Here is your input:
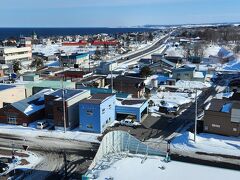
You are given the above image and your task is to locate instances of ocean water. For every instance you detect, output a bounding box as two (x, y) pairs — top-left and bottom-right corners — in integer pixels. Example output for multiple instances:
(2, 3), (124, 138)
(0, 27), (154, 40)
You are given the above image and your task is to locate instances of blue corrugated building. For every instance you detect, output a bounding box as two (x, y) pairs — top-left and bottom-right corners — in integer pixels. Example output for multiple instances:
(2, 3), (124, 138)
(79, 94), (116, 133)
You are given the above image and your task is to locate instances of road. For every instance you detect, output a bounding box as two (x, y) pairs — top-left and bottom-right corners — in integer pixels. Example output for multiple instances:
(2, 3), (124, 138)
(115, 35), (170, 64)
(0, 133), (99, 179)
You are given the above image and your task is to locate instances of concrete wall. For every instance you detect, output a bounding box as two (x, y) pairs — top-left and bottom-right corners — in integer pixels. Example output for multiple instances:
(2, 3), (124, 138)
(0, 86), (26, 108)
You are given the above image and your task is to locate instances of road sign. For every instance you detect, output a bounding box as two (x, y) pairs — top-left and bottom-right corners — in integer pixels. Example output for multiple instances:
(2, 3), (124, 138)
(22, 145), (29, 151)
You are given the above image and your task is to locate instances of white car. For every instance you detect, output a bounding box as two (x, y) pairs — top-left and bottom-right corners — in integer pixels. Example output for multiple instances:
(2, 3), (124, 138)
(120, 119), (136, 127)
(36, 121), (48, 129)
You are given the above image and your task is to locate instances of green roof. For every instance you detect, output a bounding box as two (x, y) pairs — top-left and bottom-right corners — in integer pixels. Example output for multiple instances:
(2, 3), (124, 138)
(24, 80), (75, 89)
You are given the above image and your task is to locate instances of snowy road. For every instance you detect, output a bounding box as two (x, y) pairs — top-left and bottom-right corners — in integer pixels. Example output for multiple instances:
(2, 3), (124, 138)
(0, 134), (99, 179)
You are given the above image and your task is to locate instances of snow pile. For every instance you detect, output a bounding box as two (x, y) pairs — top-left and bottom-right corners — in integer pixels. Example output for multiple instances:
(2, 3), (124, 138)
(90, 154), (239, 180)
(172, 131), (240, 156)
(175, 80), (212, 89)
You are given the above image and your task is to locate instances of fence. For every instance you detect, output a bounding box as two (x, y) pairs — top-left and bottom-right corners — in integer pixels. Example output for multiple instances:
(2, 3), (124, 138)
(88, 130), (166, 171)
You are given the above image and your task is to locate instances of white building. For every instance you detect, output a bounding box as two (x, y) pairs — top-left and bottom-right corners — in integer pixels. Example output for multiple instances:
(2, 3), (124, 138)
(0, 46), (32, 64)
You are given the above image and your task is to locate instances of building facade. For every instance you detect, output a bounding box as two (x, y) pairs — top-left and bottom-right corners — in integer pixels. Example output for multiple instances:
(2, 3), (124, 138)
(45, 89), (91, 129)
(79, 94), (116, 133)
(0, 46), (32, 64)
(0, 90), (52, 126)
(61, 53), (89, 68)
(0, 85), (26, 108)
(203, 99), (240, 136)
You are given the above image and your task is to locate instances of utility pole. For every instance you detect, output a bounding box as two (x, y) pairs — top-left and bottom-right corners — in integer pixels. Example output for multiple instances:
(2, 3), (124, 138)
(194, 89), (198, 142)
(61, 69), (67, 133)
(111, 62), (113, 93)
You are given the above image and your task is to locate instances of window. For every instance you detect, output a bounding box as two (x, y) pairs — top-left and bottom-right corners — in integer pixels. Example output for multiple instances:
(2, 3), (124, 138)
(212, 124), (220, 128)
(86, 110), (93, 116)
(184, 73), (189, 76)
(109, 104), (112, 109)
(102, 108), (106, 114)
(204, 126), (208, 130)
(87, 124), (93, 129)
(8, 117), (16, 124)
(177, 73), (180, 77)
(233, 128), (237, 132)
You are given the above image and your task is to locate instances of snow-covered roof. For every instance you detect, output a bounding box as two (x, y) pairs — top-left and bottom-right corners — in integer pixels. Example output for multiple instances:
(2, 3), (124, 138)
(116, 99), (147, 108)
(11, 89), (54, 116)
(194, 71), (204, 78)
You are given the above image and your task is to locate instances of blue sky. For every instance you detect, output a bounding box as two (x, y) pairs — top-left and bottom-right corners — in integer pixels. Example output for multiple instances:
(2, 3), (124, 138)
(1, 0), (240, 27)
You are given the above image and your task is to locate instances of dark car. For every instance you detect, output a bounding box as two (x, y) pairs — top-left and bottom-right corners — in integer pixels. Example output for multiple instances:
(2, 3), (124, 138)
(0, 162), (9, 173)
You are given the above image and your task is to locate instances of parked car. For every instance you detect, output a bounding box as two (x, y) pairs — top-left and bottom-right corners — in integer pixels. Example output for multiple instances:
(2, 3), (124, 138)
(120, 119), (136, 127)
(36, 121), (48, 129)
(0, 162), (9, 174)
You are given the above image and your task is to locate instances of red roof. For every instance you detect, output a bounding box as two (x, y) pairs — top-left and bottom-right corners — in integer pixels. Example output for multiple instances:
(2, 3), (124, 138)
(91, 40), (118, 46)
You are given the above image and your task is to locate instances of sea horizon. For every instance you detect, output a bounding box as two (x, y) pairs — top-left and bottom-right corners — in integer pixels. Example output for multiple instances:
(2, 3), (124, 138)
(0, 27), (155, 40)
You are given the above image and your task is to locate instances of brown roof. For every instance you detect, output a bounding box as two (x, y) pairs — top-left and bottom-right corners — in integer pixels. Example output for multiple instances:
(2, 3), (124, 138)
(208, 98), (240, 112)
(80, 93), (114, 104)
(114, 76), (145, 84)
(121, 99), (146, 105)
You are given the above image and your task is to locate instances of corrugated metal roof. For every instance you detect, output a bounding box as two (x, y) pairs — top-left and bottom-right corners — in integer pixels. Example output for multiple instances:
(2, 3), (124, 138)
(0, 84), (16, 91)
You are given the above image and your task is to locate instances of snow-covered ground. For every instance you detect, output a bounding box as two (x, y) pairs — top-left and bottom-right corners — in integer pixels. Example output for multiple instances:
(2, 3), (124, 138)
(175, 80), (212, 89)
(88, 153), (239, 180)
(165, 45), (184, 57)
(172, 131), (240, 157)
(0, 148), (42, 176)
(0, 123), (100, 143)
(32, 44), (94, 56)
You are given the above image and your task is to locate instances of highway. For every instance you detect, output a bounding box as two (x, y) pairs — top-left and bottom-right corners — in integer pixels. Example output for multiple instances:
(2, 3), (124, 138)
(115, 34), (170, 64)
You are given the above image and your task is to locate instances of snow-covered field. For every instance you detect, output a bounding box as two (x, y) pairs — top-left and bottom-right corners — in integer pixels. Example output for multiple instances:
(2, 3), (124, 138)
(32, 44), (94, 56)
(90, 154), (239, 180)
(0, 123), (100, 143)
(172, 131), (240, 157)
